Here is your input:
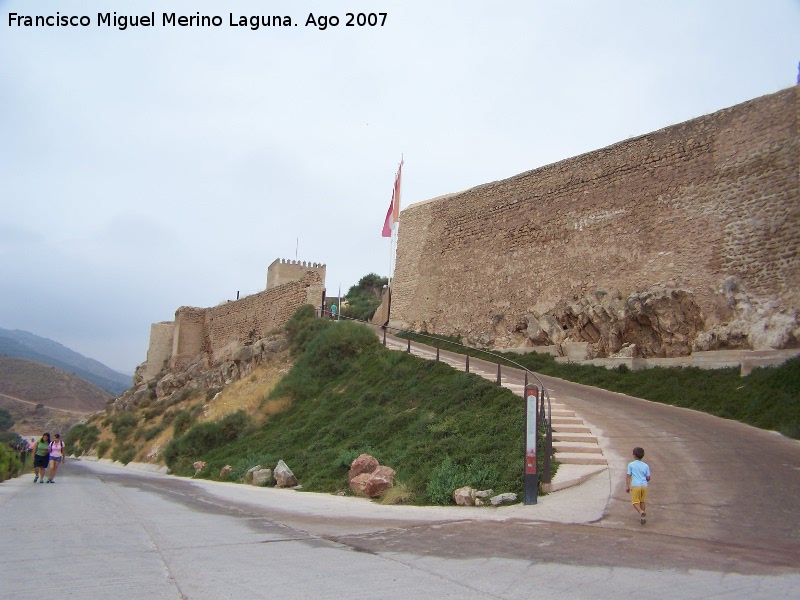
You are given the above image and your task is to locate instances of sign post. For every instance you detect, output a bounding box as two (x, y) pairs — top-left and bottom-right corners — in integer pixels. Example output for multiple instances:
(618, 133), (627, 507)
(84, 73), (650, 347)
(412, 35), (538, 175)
(524, 384), (539, 505)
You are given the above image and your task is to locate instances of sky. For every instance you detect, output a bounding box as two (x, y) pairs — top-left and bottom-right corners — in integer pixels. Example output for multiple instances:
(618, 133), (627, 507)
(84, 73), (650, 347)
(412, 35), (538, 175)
(1, 0), (798, 375)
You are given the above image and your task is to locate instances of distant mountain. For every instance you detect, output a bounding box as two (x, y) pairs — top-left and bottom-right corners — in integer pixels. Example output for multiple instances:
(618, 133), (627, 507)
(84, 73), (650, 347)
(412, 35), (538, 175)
(0, 329), (132, 395)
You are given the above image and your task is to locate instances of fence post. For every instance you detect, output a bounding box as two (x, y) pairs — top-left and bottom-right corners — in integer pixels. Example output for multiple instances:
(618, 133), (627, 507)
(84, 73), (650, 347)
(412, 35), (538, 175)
(436, 347), (440, 361)
(496, 363), (501, 385)
(382, 328), (386, 346)
(465, 355), (470, 373)
(543, 420), (552, 484)
(407, 338), (411, 353)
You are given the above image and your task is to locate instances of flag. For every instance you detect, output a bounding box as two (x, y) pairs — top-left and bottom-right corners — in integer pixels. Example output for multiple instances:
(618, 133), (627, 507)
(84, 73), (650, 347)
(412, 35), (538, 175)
(381, 159), (403, 237)
(381, 198), (394, 237)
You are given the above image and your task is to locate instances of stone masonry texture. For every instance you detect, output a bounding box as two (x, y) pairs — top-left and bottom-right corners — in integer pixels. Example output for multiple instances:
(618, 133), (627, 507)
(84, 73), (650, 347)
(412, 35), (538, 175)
(140, 269), (324, 379)
(391, 87), (799, 349)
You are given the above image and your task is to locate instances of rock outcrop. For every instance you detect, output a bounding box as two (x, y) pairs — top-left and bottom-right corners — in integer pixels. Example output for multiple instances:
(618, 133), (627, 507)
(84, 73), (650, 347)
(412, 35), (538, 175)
(518, 286), (706, 358)
(113, 333), (290, 413)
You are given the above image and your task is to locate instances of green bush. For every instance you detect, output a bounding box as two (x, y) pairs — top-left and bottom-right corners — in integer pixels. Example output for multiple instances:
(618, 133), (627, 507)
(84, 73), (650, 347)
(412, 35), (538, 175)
(172, 410), (194, 436)
(96, 440), (111, 458)
(65, 424), (100, 456)
(164, 411), (253, 474)
(341, 273), (388, 321)
(111, 413), (139, 441)
(285, 304), (333, 356)
(112, 445), (137, 465)
(0, 444), (22, 481)
(426, 457), (502, 505)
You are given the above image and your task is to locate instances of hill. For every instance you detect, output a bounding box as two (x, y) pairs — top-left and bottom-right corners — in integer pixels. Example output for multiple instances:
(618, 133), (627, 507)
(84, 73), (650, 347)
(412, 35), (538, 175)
(0, 356), (112, 436)
(0, 357), (111, 411)
(0, 328), (131, 395)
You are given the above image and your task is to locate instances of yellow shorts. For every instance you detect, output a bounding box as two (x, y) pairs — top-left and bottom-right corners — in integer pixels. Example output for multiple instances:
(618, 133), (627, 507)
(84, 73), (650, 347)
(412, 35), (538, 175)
(630, 486), (648, 505)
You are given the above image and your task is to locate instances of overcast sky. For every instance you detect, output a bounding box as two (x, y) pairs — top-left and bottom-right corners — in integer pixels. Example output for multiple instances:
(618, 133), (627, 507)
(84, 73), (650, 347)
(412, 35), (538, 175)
(1, 0), (798, 375)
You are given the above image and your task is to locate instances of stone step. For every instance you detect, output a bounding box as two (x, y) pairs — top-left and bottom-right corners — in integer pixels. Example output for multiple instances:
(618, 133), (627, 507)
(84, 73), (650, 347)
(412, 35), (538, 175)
(552, 432), (598, 443)
(552, 441), (604, 454)
(554, 452), (608, 466)
(550, 409), (576, 417)
(541, 464), (608, 494)
(551, 416), (585, 425)
(551, 424), (592, 434)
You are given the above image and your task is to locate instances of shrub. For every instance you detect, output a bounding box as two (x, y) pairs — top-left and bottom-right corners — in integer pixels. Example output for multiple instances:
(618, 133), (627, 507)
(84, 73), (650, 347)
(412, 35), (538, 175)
(0, 444), (22, 481)
(112, 445), (137, 465)
(341, 273), (388, 321)
(65, 424), (100, 455)
(426, 457), (503, 505)
(426, 457), (464, 505)
(111, 413), (139, 441)
(96, 440), (111, 458)
(164, 411), (253, 473)
(172, 410), (194, 436)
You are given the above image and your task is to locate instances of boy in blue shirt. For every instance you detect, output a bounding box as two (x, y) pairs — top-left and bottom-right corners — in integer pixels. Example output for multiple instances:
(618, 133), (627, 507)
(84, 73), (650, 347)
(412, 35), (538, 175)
(626, 447), (651, 525)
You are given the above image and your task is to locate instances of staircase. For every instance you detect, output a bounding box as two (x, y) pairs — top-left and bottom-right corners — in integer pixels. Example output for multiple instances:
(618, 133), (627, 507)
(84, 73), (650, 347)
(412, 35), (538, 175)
(380, 332), (608, 493)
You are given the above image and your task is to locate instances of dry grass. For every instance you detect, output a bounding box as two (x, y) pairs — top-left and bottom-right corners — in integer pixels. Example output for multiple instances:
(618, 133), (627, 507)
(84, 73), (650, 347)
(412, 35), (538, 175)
(202, 354), (292, 423)
(83, 350), (296, 465)
(379, 482), (412, 505)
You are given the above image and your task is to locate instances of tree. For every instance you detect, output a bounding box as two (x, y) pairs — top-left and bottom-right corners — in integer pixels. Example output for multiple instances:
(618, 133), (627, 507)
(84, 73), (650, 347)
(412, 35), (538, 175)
(342, 273), (389, 321)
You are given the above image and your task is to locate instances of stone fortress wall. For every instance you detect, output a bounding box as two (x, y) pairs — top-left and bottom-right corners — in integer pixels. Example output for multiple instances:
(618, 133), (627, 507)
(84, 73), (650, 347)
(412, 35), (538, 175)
(266, 258), (326, 290)
(391, 87), (799, 358)
(138, 261), (325, 382)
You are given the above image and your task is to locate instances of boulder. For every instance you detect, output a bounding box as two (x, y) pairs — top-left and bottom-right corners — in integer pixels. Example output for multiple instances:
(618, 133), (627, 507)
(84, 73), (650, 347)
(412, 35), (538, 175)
(362, 465), (396, 498)
(453, 486), (476, 506)
(348, 454), (379, 480)
(490, 492), (518, 506)
(251, 468), (272, 486)
(349, 464), (396, 498)
(219, 465), (233, 478)
(274, 460), (298, 487)
(349, 472), (372, 495)
(192, 461), (206, 471)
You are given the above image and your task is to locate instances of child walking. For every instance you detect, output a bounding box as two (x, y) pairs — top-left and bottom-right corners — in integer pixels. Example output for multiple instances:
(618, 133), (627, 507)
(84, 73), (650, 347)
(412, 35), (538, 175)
(626, 447), (651, 524)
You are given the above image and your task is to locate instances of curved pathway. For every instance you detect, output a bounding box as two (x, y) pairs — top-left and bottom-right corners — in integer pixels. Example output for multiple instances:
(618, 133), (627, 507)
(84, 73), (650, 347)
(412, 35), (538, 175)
(381, 331), (800, 555)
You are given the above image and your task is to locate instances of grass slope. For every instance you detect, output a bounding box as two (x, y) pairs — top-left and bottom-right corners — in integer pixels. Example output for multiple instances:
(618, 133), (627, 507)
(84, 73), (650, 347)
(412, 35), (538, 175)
(166, 312), (533, 504)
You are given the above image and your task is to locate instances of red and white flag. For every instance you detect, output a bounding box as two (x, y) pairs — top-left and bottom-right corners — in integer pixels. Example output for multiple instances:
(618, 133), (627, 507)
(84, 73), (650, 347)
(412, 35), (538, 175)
(381, 159), (403, 237)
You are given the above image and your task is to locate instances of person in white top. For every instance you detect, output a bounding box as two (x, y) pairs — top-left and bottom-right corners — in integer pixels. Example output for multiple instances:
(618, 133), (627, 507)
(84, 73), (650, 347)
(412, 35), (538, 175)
(46, 433), (66, 483)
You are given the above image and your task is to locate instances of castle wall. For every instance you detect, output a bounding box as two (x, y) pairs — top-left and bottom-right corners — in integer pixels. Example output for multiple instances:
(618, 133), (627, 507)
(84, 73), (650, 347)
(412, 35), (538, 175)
(141, 322), (174, 380)
(171, 308), (207, 371)
(207, 272), (324, 363)
(159, 271), (325, 376)
(392, 87), (799, 347)
(267, 259), (326, 290)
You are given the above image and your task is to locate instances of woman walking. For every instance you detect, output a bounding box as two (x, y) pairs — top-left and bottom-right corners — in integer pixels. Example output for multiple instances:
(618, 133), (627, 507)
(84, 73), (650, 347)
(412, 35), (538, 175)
(46, 433), (65, 483)
(32, 432), (50, 483)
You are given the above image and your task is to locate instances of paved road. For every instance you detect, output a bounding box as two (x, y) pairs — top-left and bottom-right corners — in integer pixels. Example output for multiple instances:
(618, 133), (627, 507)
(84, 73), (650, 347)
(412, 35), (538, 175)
(1, 460), (798, 600)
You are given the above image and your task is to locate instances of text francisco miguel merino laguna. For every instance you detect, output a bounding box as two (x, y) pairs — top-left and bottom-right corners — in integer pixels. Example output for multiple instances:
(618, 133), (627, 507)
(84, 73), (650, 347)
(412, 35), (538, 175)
(7, 11), (388, 31)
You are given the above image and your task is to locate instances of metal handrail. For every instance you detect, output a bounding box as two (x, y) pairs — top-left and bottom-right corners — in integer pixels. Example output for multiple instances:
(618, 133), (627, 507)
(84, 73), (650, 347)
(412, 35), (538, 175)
(319, 309), (553, 484)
